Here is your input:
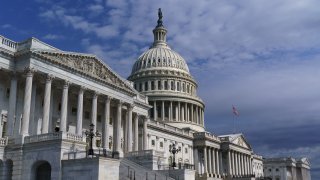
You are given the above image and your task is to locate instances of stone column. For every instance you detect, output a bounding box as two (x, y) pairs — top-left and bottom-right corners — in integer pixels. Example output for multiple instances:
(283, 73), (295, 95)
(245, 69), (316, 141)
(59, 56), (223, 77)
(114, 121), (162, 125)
(228, 150), (232, 176)
(7, 73), (17, 136)
(161, 101), (165, 121)
(194, 148), (199, 172)
(196, 106), (199, 124)
(241, 154), (244, 176)
(231, 151), (235, 176)
(114, 100), (122, 153)
(143, 117), (148, 150)
(153, 101), (157, 120)
(169, 101), (173, 121)
(184, 103), (187, 121)
(42, 75), (53, 134)
(208, 147), (212, 174)
(212, 149), (216, 175)
(245, 155), (248, 175)
(178, 102), (181, 121)
(127, 105), (133, 152)
(191, 104), (194, 123)
(102, 97), (111, 150)
(21, 68), (34, 136)
(203, 147), (208, 174)
(76, 87), (84, 135)
(134, 114), (139, 151)
(216, 149), (220, 176)
(91, 92), (98, 131)
(60, 80), (69, 132)
(235, 152), (240, 176)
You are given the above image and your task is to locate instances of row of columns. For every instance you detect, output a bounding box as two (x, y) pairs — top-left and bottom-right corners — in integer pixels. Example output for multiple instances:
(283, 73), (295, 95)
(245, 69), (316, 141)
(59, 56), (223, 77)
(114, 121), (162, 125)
(135, 79), (196, 96)
(6, 69), (149, 154)
(203, 147), (222, 177)
(228, 150), (253, 177)
(152, 101), (204, 125)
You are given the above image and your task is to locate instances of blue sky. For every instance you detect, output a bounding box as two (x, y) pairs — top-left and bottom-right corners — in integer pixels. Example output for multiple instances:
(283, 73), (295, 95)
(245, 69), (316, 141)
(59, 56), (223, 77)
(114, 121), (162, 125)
(1, 0), (319, 178)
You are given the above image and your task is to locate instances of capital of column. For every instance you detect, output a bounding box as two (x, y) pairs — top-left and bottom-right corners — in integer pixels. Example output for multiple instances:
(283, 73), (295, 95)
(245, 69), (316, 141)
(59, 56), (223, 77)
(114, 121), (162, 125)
(46, 74), (55, 82)
(24, 67), (36, 76)
(127, 104), (134, 111)
(63, 80), (70, 88)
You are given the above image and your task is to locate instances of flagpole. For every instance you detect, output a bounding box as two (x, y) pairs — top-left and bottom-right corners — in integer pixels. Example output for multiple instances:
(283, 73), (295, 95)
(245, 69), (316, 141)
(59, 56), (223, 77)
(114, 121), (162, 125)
(233, 114), (235, 134)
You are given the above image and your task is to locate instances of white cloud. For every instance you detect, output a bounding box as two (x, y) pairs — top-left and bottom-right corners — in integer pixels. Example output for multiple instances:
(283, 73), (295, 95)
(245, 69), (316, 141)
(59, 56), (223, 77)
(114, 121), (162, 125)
(35, 1), (320, 177)
(42, 34), (64, 40)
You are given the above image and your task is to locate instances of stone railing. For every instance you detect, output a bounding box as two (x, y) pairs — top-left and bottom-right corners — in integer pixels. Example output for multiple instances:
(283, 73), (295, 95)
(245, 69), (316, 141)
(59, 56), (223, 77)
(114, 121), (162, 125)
(148, 120), (193, 137)
(125, 150), (164, 158)
(193, 132), (220, 142)
(0, 137), (8, 146)
(0, 36), (17, 50)
(24, 132), (86, 144)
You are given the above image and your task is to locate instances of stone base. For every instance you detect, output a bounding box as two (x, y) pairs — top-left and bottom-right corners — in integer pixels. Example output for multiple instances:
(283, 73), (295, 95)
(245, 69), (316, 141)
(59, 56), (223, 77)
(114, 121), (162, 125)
(62, 157), (120, 180)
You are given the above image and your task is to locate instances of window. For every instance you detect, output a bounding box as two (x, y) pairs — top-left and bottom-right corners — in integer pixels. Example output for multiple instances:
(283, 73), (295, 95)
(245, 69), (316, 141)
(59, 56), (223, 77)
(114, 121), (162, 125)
(109, 118), (113, 125)
(164, 81), (168, 90)
(160, 142), (163, 148)
(158, 81), (161, 90)
(182, 83), (185, 92)
(139, 83), (142, 91)
(185, 148), (188, 153)
(151, 140), (155, 146)
(145, 82), (148, 91)
(171, 81), (174, 90)
(177, 82), (180, 91)
(276, 168), (279, 171)
(58, 103), (61, 111)
(269, 169), (272, 172)
(134, 84), (137, 90)
(151, 81), (155, 90)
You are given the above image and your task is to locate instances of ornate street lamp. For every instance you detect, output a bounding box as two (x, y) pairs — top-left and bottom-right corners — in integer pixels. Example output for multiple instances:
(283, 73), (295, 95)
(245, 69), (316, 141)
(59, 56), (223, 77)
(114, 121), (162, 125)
(85, 123), (99, 156)
(169, 143), (181, 168)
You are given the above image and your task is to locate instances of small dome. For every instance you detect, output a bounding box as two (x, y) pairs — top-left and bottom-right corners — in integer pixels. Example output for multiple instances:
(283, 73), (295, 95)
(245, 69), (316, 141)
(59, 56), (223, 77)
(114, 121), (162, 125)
(131, 47), (190, 74)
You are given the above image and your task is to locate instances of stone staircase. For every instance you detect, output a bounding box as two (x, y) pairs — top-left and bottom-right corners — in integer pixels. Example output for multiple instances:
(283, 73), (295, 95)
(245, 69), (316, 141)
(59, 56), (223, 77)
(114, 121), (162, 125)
(120, 158), (175, 180)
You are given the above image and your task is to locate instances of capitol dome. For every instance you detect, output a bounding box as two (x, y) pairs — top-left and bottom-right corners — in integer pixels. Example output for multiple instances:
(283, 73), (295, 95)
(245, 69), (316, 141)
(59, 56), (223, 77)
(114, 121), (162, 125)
(128, 9), (205, 132)
(131, 47), (190, 74)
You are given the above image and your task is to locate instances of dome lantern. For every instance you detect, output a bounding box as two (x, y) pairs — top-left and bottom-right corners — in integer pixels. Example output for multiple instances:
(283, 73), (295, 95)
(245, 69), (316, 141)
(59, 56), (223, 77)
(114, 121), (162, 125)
(152, 8), (169, 49)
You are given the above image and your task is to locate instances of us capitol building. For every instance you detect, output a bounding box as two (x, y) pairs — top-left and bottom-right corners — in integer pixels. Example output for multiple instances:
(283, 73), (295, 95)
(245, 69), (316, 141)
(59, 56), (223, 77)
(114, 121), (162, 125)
(0, 9), (310, 180)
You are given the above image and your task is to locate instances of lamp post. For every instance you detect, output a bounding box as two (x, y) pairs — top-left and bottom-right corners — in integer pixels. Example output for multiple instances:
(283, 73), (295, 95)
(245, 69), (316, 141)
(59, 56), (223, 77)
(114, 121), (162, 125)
(85, 123), (100, 156)
(169, 143), (181, 168)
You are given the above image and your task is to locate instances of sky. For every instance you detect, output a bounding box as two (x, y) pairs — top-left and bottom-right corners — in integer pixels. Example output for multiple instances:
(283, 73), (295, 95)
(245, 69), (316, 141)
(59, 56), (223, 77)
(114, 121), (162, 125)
(1, 0), (319, 178)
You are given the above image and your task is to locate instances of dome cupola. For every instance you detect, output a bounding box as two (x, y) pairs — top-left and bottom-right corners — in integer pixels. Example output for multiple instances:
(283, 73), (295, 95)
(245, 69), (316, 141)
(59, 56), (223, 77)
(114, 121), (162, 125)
(128, 9), (205, 132)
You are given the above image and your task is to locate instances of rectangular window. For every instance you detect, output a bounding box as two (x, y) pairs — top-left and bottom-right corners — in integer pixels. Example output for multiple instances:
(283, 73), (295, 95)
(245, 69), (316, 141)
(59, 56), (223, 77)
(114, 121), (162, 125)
(151, 140), (155, 146)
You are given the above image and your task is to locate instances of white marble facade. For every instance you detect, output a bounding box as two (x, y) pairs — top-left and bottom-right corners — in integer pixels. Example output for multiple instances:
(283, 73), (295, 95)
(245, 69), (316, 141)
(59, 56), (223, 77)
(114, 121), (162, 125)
(0, 10), (265, 180)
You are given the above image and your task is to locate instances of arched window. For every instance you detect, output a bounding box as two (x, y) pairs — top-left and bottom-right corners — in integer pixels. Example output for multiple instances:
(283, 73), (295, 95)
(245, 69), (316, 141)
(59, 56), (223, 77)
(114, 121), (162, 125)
(177, 82), (180, 91)
(139, 83), (142, 91)
(145, 82), (148, 91)
(158, 81), (161, 90)
(171, 81), (174, 90)
(164, 81), (168, 90)
(151, 81), (155, 90)
(182, 83), (185, 92)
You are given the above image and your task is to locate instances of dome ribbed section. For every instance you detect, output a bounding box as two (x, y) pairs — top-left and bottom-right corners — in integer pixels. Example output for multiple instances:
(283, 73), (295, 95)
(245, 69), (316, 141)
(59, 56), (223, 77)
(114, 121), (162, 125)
(131, 47), (190, 74)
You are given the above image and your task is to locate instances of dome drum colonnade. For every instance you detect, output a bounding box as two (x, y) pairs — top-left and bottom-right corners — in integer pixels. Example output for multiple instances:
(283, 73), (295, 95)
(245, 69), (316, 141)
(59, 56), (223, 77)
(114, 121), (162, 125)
(128, 9), (205, 131)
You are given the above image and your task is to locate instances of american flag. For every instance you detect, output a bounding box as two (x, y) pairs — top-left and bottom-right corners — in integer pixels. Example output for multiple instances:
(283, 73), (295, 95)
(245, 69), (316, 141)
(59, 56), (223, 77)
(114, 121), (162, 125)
(232, 105), (239, 117)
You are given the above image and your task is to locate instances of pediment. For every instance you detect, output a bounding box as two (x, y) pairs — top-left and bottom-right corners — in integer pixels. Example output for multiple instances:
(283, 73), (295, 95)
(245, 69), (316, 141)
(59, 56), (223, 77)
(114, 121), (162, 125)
(231, 135), (251, 150)
(32, 50), (135, 94)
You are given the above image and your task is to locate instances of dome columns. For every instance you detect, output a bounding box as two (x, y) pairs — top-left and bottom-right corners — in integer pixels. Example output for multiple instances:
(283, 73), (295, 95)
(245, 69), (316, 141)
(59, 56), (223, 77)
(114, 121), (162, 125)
(150, 100), (204, 127)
